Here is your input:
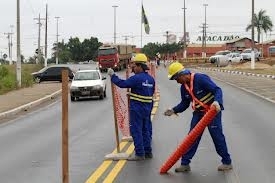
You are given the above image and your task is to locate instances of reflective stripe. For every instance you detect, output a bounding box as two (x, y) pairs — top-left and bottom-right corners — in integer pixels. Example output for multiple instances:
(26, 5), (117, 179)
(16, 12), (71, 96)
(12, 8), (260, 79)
(200, 92), (212, 102)
(130, 96), (152, 103)
(184, 73), (210, 111)
(129, 92), (153, 103)
(195, 95), (214, 108)
(129, 93), (153, 99)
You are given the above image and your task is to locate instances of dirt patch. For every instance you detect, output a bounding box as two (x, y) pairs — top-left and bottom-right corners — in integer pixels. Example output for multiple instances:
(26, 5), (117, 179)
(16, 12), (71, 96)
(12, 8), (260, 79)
(233, 62), (273, 69)
(222, 62), (275, 75)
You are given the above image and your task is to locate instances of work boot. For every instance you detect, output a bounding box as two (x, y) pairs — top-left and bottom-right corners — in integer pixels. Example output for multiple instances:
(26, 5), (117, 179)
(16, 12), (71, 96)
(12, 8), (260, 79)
(127, 155), (145, 161)
(217, 164), (233, 171)
(145, 153), (153, 159)
(175, 165), (191, 172)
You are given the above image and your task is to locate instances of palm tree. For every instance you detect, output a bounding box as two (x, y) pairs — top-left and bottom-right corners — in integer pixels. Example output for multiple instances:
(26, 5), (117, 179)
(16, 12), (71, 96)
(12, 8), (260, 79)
(246, 9), (273, 43)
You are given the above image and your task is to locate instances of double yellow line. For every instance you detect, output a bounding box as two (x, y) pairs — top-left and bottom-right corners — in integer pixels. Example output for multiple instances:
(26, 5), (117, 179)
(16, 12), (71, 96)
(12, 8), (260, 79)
(86, 94), (160, 183)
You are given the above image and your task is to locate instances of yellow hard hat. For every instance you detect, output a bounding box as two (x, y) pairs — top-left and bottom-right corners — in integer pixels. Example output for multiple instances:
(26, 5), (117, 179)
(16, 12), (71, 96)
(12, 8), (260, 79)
(168, 62), (185, 80)
(132, 53), (148, 63)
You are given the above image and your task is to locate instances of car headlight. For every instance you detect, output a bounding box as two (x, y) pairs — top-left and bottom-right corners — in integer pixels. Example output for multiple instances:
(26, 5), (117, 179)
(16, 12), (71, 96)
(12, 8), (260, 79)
(93, 85), (102, 89)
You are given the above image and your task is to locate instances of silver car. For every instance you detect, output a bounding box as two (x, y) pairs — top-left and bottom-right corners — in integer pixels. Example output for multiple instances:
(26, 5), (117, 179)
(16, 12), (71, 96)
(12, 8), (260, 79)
(70, 69), (107, 101)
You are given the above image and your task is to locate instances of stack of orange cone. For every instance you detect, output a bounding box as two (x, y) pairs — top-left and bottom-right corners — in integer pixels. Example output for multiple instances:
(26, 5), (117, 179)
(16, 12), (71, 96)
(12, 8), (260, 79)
(159, 106), (217, 174)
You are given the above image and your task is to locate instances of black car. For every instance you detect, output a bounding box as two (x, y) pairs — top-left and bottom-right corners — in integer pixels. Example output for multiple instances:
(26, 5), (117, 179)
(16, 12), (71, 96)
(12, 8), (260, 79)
(32, 66), (74, 83)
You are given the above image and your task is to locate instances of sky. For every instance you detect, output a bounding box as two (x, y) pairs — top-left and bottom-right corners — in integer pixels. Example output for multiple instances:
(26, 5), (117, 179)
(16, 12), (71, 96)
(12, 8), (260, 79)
(0, 0), (275, 59)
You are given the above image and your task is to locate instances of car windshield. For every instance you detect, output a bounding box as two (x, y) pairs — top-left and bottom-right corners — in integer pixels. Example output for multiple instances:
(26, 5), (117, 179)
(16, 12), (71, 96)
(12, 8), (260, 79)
(243, 49), (251, 53)
(74, 71), (100, 80)
(98, 48), (117, 55)
(215, 51), (230, 55)
(38, 67), (48, 73)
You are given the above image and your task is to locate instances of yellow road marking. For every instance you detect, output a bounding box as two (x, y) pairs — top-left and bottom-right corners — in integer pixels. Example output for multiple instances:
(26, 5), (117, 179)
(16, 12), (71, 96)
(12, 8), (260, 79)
(85, 141), (128, 183)
(87, 91), (160, 182)
(103, 144), (135, 183)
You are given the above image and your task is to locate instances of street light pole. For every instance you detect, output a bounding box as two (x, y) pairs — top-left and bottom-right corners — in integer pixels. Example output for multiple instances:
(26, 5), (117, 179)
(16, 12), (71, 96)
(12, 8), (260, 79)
(112, 5), (118, 44)
(251, 0), (255, 69)
(55, 16), (60, 65)
(182, 0), (187, 59)
(16, 0), (21, 87)
(203, 3), (208, 58)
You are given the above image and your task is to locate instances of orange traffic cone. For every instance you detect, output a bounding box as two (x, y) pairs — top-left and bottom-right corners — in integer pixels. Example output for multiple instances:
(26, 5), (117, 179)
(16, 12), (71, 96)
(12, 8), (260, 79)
(159, 106), (217, 174)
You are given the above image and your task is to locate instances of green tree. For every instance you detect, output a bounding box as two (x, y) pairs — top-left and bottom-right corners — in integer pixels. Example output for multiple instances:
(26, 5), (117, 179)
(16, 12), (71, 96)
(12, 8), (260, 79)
(81, 37), (102, 61)
(67, 37), (83, 62)
(246, 9), (273, 43)
(142, 42), (160, 59)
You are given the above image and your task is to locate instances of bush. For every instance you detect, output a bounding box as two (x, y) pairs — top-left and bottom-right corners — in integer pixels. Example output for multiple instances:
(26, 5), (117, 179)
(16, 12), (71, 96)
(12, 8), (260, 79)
(0, 66), (9, 78)
(0, 73), (17, 94)
(22, 71), (34, 87)
(0, 64), (42, 94)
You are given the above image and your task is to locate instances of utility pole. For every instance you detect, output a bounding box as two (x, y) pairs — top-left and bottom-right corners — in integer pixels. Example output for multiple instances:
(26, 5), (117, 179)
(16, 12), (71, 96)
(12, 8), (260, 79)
(165, 31), (169, 44)
(112, 5), (118, 44)
(55, 16), (60, 65)
(203, 3), (208, 58)
(123, 35), (129, 56)
(199, 24), (204, 57)
(251, 0), (255, 69)
(16, 0), (22, 87)
(44, 4), (48, 67)
(34, 14), (45, 64)
(4, 30), (13, 65)
(182, 0), (187, 59)
(10, 25), (14, 64)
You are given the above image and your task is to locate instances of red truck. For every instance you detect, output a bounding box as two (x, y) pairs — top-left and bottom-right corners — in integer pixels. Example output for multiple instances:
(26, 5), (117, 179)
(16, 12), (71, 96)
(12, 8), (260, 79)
(97, 44), (135, 72)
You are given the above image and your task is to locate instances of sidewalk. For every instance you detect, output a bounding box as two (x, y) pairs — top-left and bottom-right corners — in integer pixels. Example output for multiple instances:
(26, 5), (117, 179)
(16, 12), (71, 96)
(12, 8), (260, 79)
(0, 82), (62, 120)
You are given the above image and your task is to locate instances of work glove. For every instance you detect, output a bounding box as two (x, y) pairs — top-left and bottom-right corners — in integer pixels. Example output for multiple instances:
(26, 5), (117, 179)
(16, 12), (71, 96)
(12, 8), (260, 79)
(211, 101), (221, 112)
(107, 68), (114, 76)
(164, 108), (175, 116)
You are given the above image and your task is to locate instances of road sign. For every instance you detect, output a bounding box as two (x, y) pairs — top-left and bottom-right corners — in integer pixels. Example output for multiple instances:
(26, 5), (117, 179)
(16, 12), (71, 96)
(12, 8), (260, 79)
(3, 53), (7, 59)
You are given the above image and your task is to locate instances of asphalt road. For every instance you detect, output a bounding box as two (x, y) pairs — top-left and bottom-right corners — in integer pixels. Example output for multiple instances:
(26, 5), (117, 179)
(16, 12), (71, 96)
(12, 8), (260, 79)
(0, 65), (274, 183)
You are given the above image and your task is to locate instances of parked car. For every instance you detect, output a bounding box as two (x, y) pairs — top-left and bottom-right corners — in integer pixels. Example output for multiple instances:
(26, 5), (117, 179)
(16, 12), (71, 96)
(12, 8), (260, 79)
(209, 50), (231, 64)
(70, 69), (106, 101)
(240, 48), (260, 61)
(227, 52), (243, 63)
(31, 66), (74, 83)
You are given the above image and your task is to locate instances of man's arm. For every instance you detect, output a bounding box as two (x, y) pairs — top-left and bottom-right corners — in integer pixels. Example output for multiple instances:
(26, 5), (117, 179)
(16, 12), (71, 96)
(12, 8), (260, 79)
(172, 85), (190, 113)
(111, 74), (136, 88)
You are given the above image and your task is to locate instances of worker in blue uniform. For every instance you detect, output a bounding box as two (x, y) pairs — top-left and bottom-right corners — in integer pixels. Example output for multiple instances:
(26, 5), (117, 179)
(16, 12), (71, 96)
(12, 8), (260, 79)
(164, 62), (232, 172)
(107, 53), (155, 161)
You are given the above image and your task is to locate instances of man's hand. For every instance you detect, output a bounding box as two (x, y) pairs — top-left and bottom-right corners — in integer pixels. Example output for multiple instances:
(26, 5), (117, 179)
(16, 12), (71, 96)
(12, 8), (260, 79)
(107, 68), (114, 76)
(164, 108), (175, 116)
(211, 101), (221, 112)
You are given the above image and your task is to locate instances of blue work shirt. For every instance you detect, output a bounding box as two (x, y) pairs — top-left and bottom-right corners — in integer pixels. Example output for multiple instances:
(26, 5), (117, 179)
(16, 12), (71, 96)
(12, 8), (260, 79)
(173, 73), (224, 113)
(111, 72), (155, 114)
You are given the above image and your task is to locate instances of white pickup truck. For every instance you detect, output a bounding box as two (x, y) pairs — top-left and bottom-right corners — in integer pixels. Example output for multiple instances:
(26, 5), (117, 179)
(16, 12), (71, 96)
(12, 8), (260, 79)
(209, 50), (231, 67)
(240, 48), (260, 61)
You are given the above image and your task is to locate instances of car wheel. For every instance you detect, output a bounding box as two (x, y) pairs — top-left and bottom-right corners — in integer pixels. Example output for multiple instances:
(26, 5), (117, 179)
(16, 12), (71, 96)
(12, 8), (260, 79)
(35, 77), (41, 83)
(71, 96), (76, 101)
(99, 94), (104, 100)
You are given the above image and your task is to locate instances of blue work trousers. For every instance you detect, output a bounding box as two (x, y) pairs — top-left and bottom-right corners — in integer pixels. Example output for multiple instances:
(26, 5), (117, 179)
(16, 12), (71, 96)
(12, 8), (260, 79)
(181, 112), (232, 165)
(130, 110), (152, 156)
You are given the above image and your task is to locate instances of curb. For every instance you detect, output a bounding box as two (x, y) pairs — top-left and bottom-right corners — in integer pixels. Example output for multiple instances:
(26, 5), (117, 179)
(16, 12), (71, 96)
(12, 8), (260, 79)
(0, 90), (62, 120)
(197, 67), (275, 79)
